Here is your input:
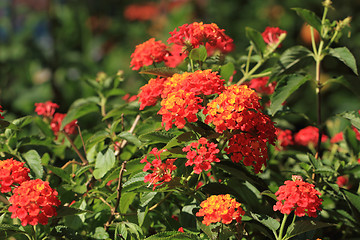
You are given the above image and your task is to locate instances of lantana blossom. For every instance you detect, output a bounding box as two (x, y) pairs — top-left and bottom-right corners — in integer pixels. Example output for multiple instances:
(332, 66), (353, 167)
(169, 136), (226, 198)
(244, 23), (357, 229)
(34, 101), (59, 118)
(138, 76), (166, 110)
(261, 27), (287, 48)
(294, 126), (328, 147)
(245, 76), (277, 95)
(273, 176), (323, 217)
(182, 137), (220, 174)
(0, 158), (30, 193)
(50, 113), (78, 137)
(8, 179), (61, 226)
(140, 148), (177, 190)
(196, 194), (245, 226)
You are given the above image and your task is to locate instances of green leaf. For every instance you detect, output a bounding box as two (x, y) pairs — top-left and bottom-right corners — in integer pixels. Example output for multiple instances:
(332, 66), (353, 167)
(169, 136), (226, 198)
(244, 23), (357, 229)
(189, 45), (207, 62)
(269, 74), (310, 116)
(137, 206), (148, 227)
(0, 224), (26, 233)
(140, 67), (183, 78)
(284, 220), (334, 240)
(245, 27), (266, 57)
(92, 227), (110, 239)
(338, 110), (360, 130)
(250, 212), (280, 231)
(328, 47), (358, 75)
(220, 62), (235, 81)
(272, 45), (313, 76)
(33, 116), (53, 136)
(342, 189), (360, 214)
(165, 131), (197, 149)
(122, 172), (147, 192)
(118, 131), (142, 147)
(120, 192), (137, 213)
(139, 131), (177, 144)
(23, 150), (43, 179)
(61, 98), (99, 129)
(55, 206), (90, 218)
(261, 190), (278, 201)
(144, 231), (199, 240)
(46, 165), (71, 183)
(292, 8), (322, 33)
(140, 192), (158, 207)
(52, 225), (80, 240)
(93, 148), (116, 179)
(343, 126), (359, 155)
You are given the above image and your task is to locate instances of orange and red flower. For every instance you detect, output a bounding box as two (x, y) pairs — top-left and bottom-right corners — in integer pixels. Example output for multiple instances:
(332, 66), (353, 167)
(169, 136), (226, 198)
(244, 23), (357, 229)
(0, 158), (30, 193)
(182, 137), (220, 174)
(140, 148), (177, 190)
(138, 76), (166, 110)
(273, 176), (323, 217)
(196, 194), (245, 226)
(8, 179), (61, 226)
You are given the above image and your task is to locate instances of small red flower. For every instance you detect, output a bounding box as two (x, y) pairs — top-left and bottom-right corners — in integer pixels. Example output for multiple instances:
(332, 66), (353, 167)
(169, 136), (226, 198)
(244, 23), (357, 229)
(273, 176), (323, 217)
(124, 3), (159, 21)
(276, 128), (294, 150)
(352, 126), (360, 141)
(140, 148), (177, 190)
(336, 176), (349, 188)
(182, 138), (220, 174)
(130, 38), (169, 70)
(0, 105), (4, 119)
(294, 126), (328, 147)
(0, 158), (30, 193)
(261, 27), (287, 48)
(8, 179), (61, 226)
(50, 113), (78, 137)
(245, 76), (277, 95)
(196, 194), (245, 226)
(330, 132), (344, 144)
(122, 94), (138, 103)
(138, 76), (166, 110)
(34, 101), (59, 118)
(178, 227), (184, 232)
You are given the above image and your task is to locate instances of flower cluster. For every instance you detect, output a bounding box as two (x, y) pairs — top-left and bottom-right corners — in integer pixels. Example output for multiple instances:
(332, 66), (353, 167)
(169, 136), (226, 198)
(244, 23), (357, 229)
(168, 22), (234, 54)
(130, 38), (169, 70)
(294, 126), (328, 147)
(50, 113), (78, 137)
(140, 148), (177, 190)
(138, 76), (166, 110)
(276, 128), (294, 150)
(158, 90), (203, 130)
(124, 3), (159, 21)
(261, 27), (287, 48)
(196, 194), (245, 226)
(245, 76), (277, 95)
(8, 179), (61, 226)
(273, 176), (323, 217)
(34, 101), (59, 118)
(0, 158), (30, 193)
(182, 137), (220, 174)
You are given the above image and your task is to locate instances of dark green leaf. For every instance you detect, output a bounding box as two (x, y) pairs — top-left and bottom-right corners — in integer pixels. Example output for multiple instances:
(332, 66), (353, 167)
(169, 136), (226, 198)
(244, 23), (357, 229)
(140, 67), (183, 78)
(329, 47), (358, 75)
(55, 206), (90, 218)
(139, 131), (177, 144)
(122, 172), (147, 192)
(144, 231), (199, 240)
(338, 110), (360, 131)
(12, 116), (33, 129)
(0, 224), (26, 233)
(292, 8), (322, 33)
(118, 131), (142, 147)
(272, 45), (313, 76)
(52, 225), (80, 240)
(343, 126), (359, 155)
(120, 192), (137, 213)
(137, 206), (148, 227)
(46, 165), (71, 183)
(140, 192), (157, 207)
(261, 190), (278, 201)
(250, 212), (280, 231)
(23, 150), (43, 179)
(93, 148), (116, 179)
(61, 98), (99, 129)
(165, 131), (197, 149)
(33, 116), (53, 136)
(342, 189), (360, 214)
(269, 74), (310, 116)
(284, 220), (334, 240)
(189, 45), (207, 62)
(220, 62), (235, 81)
(245, 27), (267, 57)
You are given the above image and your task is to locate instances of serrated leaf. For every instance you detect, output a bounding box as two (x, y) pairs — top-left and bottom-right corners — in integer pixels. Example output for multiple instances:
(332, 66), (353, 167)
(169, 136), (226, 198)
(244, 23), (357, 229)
(23, 150), (43, 179)
(220, 62), (235, 81)
(122, 172), (147, 192)
(272, 45), (313, 76)
(292, 8), (322, 34)
(140, 67), (183, 78)
(284, 220), (334, 240)
(93, 148), (116, 179)
(245, 27), (267, 57)
(338, 110), (360, 130)
(144, 231), (199, 240)
(46, 165), (71, 183)
(139, 131), (177, 144)
(329, 47), (358, 75)
(118, 131), (142, 147)
(250, 212), (280, 231)
(61, 98), (99, 129)
(0, 224), (26, 233)
(189, 45), (207, 62)
(140, 192), (157, 207)
(269, 74), (310, 116)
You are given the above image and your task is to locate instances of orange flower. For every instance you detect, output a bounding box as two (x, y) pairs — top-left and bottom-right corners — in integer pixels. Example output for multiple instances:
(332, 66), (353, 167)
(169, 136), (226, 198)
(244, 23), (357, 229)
(196, 194), (245, 226)
(8, 179), (61, 226)
(0, 158), (30, 193)
(158, 89), (203, 131)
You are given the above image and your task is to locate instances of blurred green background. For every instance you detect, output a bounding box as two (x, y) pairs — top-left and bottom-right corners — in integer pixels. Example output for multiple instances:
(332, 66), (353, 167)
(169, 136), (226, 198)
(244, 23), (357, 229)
(1, 0), (359, 122)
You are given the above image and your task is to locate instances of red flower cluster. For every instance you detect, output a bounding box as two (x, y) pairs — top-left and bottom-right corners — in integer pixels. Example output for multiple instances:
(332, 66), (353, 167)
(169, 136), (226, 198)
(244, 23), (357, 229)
(276, 128), (294, 150)
(8, 179), (61, 226)
(34, 101), (59, 118)
(0, 105), (4, 119)
(50, 113), (78, 137)
(245, 76), (277, 95)
(182, 137), (220, 174)
(158, 90), (204, 131)
(352, 126), (360, 141)
(294, 126), (328, 147)
(138, 76), (166, 110)
(130, 38), (169, 70)
(0, 158), (30, 193)
(164, 44), (187, 68)
(168, 22), (234, 54)
(273, 176), (323, 217)
(196, 194), (245, 226)
(262, 27), (287, 48)
(330, 132), (344, 144)
(336, 175), (349, 188)
(140, 148), (177, 190)
(124, 3), (159, 21)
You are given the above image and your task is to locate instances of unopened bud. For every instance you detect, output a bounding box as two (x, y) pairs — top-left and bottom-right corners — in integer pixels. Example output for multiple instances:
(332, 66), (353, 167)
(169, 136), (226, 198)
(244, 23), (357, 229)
(322, 0), (332, 8)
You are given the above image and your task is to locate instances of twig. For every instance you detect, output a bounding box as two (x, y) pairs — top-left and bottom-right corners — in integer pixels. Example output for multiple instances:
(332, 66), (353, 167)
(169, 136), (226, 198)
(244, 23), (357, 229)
(148, 192), (172, 211)
(77, 125), (87, 156)
(60, 160), (82, 170)
(120, 115), (141, 149)
(62, 131), (88, 166)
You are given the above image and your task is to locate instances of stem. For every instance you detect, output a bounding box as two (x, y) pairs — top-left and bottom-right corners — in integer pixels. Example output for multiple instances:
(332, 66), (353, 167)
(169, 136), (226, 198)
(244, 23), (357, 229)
(277, 214), (288, 240)
(238, 59), (264, 85)
(148, 192), (172, 211)
(62, 131), (89, 166)
(190, 59), (195, 72)
(245, 45), (254, 74)
(119, 114), (141, 149)
(77, 125), (87, 155)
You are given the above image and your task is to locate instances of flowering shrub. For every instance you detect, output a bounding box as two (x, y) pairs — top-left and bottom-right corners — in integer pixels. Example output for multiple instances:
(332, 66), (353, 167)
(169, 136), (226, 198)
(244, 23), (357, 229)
(0, 158), (30, 193)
